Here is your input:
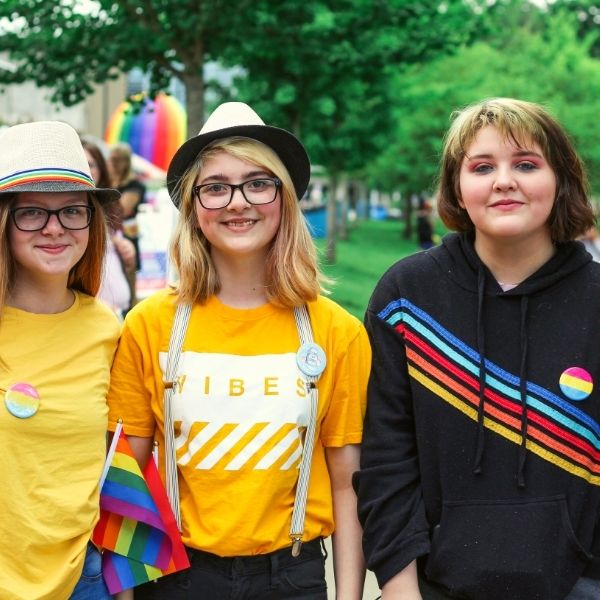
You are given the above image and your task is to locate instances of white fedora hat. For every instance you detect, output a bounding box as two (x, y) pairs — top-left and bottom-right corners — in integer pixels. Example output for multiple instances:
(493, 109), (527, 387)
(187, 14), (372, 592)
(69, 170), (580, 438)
(0, 121), (119, 202)
(166, 102), (310, 208)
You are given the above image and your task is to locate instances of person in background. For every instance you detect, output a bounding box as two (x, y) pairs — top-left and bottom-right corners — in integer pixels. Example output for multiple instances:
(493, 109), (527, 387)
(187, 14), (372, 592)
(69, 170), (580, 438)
(354, 98), (600, 600)
(416, 198), (435, 250)
(579, 223), (600, 262)
(108, 142), (146, 306)
(82, 138), (136, 317)
(0, 121), (121, 599)
(107, 102), (370, 599)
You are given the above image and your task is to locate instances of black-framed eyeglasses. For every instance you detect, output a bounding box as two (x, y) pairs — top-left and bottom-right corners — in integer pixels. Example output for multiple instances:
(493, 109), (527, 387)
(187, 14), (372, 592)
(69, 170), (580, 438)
(193, 177), (281, 210)
(10, 205), (94, 232)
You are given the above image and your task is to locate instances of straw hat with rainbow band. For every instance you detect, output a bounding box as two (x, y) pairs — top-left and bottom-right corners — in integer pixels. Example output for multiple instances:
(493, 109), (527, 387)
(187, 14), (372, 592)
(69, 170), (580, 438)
(0, 121), (119, 202)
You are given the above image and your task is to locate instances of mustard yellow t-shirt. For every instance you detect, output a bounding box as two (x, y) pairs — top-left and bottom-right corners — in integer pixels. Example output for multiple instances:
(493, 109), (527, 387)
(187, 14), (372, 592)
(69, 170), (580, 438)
(108, 289), (370, 556)
(0, 292), (120, 600)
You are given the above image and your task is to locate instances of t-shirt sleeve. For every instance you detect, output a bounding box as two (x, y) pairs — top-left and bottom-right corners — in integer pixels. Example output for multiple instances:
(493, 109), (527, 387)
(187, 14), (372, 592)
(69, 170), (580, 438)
(107, 305), (159, 438)
(319, 318), (371, 447)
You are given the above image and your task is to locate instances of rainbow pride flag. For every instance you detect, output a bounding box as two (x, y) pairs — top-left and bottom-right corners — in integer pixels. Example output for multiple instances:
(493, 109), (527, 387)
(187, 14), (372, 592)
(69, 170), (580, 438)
(92, 423), (189, 593)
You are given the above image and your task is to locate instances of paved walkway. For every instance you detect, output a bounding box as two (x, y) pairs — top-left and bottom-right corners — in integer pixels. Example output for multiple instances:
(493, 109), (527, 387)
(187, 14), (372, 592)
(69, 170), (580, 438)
(324, 537), (380, 599)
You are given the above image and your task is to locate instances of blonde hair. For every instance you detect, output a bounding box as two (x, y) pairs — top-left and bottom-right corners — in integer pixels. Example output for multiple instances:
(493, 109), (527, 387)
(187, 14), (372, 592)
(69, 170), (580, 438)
(437, 97), (595, 242)
(170, 137), (324, 307)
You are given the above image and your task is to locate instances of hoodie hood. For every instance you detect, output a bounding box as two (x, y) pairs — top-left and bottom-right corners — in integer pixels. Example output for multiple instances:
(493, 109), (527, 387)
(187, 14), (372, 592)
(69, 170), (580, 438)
(432, 232), (592, 297)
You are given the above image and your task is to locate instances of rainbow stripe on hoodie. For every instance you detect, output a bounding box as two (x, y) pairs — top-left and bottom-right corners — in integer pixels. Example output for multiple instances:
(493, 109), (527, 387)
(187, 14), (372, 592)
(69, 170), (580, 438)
(378, 297), (600, 486)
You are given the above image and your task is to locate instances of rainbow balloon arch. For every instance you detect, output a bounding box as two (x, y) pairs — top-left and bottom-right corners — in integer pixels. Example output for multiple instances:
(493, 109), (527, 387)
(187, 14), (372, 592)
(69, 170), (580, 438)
(104, 92), (187, 173)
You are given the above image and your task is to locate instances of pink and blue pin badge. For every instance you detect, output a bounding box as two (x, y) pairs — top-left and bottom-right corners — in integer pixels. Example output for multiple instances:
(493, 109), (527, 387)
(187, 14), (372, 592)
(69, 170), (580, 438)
(559, 367), (593, 402)
(296, 342), (327, 377)
(3, 382), (40, 418)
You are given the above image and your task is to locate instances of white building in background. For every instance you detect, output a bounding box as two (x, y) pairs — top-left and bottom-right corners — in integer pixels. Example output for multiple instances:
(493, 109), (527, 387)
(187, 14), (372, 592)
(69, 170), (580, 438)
(0, 53), (126, 138)
(0, 54), (240, 138)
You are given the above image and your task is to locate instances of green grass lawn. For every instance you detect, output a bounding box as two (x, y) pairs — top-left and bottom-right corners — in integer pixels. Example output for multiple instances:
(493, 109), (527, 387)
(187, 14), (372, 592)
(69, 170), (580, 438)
(315, 219), (423, 319)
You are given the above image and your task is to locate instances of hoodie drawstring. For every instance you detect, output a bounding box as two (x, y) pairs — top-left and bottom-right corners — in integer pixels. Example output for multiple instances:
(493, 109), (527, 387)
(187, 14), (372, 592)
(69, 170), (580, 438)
(517, 295), (529, 488)
(472, 266), (487, 476)
(472, 267), (531, 487)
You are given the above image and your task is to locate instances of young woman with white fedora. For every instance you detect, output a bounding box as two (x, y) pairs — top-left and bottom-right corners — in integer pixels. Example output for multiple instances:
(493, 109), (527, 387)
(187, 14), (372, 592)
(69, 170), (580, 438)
(0, 121), (121, 600)
(107, 102), (371, 599)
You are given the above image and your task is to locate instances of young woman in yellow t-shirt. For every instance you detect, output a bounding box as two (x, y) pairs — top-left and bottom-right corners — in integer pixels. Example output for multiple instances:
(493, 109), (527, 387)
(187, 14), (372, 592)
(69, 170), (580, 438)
(0, 121), (121, 600)
(108, 102), (371, 600)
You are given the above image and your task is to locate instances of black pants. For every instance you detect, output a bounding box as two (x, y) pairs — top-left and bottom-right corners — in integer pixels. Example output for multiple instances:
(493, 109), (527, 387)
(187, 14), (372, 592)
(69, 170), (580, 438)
(134, 538), (328, 600)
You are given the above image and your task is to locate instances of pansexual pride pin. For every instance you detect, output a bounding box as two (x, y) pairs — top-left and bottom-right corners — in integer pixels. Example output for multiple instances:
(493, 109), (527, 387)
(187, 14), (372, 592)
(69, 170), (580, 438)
(4, 382), (40, 418)
(559, 367), (593, 401)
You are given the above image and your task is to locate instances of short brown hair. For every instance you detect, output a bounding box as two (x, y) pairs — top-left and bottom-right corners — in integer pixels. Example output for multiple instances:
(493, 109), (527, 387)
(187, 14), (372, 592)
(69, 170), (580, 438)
(437, 97), (595, 242)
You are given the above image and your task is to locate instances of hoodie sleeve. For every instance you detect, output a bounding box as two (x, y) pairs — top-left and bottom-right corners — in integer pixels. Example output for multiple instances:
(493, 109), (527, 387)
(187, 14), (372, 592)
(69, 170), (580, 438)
(353, 281), (430, 588)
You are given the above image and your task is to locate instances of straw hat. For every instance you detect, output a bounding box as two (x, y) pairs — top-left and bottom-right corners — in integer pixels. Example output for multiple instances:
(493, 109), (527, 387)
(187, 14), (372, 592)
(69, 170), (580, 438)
(0, 121), (119, 202)
(167, 102), (310, 208)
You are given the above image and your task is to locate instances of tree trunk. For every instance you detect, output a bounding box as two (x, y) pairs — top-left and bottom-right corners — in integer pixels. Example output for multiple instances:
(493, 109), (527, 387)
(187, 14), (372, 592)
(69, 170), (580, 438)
(403, 191), (413, 239)
(356, 182), (368, 221)
(338, 177), (349, 241)
(325, 173), (339, 264)
(181, 69), (205, 139)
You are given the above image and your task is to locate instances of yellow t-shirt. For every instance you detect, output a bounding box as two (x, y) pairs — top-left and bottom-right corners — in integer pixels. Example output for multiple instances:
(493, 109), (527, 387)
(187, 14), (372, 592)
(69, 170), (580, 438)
(0, 292), (120, 600)
(108, 289), (370, 556)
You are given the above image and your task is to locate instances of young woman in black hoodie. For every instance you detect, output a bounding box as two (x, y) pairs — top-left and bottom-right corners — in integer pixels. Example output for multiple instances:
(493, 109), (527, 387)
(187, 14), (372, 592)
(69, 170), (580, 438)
(354, 98), (600, 600)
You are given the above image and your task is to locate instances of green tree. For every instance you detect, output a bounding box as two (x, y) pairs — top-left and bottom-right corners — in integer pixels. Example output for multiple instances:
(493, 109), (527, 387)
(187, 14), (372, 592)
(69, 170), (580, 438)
(550, 0), (600, 56)
(0, 0), (253, 135)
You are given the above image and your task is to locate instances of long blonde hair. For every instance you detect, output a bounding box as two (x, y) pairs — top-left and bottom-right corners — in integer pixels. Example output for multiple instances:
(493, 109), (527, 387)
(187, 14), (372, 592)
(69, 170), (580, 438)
(170, 138), (324, 307)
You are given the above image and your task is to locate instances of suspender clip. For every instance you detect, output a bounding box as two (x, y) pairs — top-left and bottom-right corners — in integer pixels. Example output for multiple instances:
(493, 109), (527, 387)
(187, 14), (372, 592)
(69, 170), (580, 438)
(291, 536), (303, 557)
(164, 375), (185, 392)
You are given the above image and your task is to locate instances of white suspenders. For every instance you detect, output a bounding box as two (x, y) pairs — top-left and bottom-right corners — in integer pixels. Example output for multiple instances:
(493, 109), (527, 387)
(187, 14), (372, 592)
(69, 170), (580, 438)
(162, 303), (324, 556)
(162, 302), (192, 531)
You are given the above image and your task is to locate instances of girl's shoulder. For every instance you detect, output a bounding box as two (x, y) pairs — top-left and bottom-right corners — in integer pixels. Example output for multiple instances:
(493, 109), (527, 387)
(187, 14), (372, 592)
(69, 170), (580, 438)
(73, 292), (121, 342)
(76, 291), (121, 322)
(120, 287), (179, 336)
(307, 295), (365, 340)
(128, 287), (178, 315)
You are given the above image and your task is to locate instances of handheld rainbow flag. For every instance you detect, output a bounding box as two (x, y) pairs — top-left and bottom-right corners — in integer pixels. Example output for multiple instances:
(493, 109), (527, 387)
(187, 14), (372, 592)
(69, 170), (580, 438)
(92, 422), (190, 594)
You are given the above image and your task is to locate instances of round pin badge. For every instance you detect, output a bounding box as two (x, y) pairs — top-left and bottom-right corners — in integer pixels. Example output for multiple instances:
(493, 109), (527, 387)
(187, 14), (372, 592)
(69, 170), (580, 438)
(296, 342), (327, 377)
(4, 382), (40, 418)
(559, 367), (593, 401)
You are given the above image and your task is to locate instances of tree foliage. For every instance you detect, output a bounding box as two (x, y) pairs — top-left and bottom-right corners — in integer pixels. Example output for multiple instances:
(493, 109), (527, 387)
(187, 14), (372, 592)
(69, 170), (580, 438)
(0, 0), (253, 134)
(219, 0), (478, 259)
(550, 0), (600, 55)
(224, 1), (477, 169)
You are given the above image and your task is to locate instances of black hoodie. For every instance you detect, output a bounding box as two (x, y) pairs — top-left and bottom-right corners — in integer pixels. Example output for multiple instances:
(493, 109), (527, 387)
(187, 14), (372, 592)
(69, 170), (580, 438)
(354, 232), (600, 600)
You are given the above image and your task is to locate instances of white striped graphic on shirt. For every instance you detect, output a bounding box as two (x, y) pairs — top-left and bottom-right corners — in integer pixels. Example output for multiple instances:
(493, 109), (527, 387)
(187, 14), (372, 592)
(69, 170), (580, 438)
(161, 351), (310, 472)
